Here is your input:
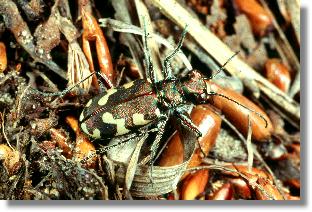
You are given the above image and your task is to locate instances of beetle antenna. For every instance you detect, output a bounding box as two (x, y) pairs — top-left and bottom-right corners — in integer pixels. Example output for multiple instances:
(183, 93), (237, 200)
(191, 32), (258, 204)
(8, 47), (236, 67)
(203, 51), (240, 80)
(207, 91), (268, 128)
(30, 72), (95, 97)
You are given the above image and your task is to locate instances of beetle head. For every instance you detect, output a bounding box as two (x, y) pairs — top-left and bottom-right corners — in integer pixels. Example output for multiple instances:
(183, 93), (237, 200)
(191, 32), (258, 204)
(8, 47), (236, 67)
(181, 70), (209, 103)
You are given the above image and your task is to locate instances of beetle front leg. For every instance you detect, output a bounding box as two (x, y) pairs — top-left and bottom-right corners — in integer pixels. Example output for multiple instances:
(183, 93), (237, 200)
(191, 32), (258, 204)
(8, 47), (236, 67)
(174, 108), (208, 158)
(174, 109), (202, 138)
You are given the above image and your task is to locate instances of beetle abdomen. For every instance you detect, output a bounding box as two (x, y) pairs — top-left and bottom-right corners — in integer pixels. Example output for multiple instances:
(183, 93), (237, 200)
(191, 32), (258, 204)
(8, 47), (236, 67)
(79, 80), (160, 139)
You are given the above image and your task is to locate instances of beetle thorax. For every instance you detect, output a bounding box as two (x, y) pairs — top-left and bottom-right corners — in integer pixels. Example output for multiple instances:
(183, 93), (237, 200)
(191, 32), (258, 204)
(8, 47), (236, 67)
(157, 79), (185, 108)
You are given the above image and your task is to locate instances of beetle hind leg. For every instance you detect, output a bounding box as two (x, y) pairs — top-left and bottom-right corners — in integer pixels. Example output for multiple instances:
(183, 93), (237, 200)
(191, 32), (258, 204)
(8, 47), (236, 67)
(30, 72), (95, 97)
(80, 132), (140, 165)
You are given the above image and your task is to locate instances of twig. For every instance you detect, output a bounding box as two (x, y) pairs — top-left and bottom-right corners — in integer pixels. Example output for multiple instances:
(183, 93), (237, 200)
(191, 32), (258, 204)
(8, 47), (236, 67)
(202, 158), (249, 167)
(0, 0), (66, 79)
(83, 169), (109, 200)
(0, 110), (15, 150)
(116, 67), (126, 87)
(246, 115), (254, 172)
(183, 37), (221, 73)
(261, 94), (299, 129)
(16, 85), (31, 120)
(285, 0), (300, 44)
(112, 0), (146, 79)
(289, 71), (300, 99)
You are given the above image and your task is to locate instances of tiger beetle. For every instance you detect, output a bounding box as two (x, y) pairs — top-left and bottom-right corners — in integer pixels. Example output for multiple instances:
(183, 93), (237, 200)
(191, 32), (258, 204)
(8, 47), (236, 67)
(77, 25), (267, 165)
(32, 25), (267, 166)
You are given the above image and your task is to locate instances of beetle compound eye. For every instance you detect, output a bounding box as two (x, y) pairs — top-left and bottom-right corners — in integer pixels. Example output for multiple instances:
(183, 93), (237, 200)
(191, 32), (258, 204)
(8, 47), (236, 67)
(200, 93), (207, 102)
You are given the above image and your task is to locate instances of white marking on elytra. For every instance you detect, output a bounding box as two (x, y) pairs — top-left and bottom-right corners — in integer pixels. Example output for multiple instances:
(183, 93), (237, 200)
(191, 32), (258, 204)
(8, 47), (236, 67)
(79, 112), (84, 122)
(155, 108), (161, 117)
(123, 81), (135, 89)
(92, 128), (101, 138)
(80, 123), (89, 135)
(86, 99), (92, 107)
(102, 112), (130, 136)
(132, 113), (152, 126)
(98, 89), (117, 106)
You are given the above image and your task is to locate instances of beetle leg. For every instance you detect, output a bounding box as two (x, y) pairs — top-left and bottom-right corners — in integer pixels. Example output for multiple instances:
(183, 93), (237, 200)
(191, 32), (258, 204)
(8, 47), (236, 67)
(163, 25), (188, 79)
(101, 133), (138, 152)
(30, 72), (95, 97)
(174, 108), (201, 137)
(174, 109), (208, 158)
(92, 123), (158, 158)
(149, 116), (168, 163)
(81, 131), (144, 165)
(148, 114), (169, 182)
(95, 71), (110, 93)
